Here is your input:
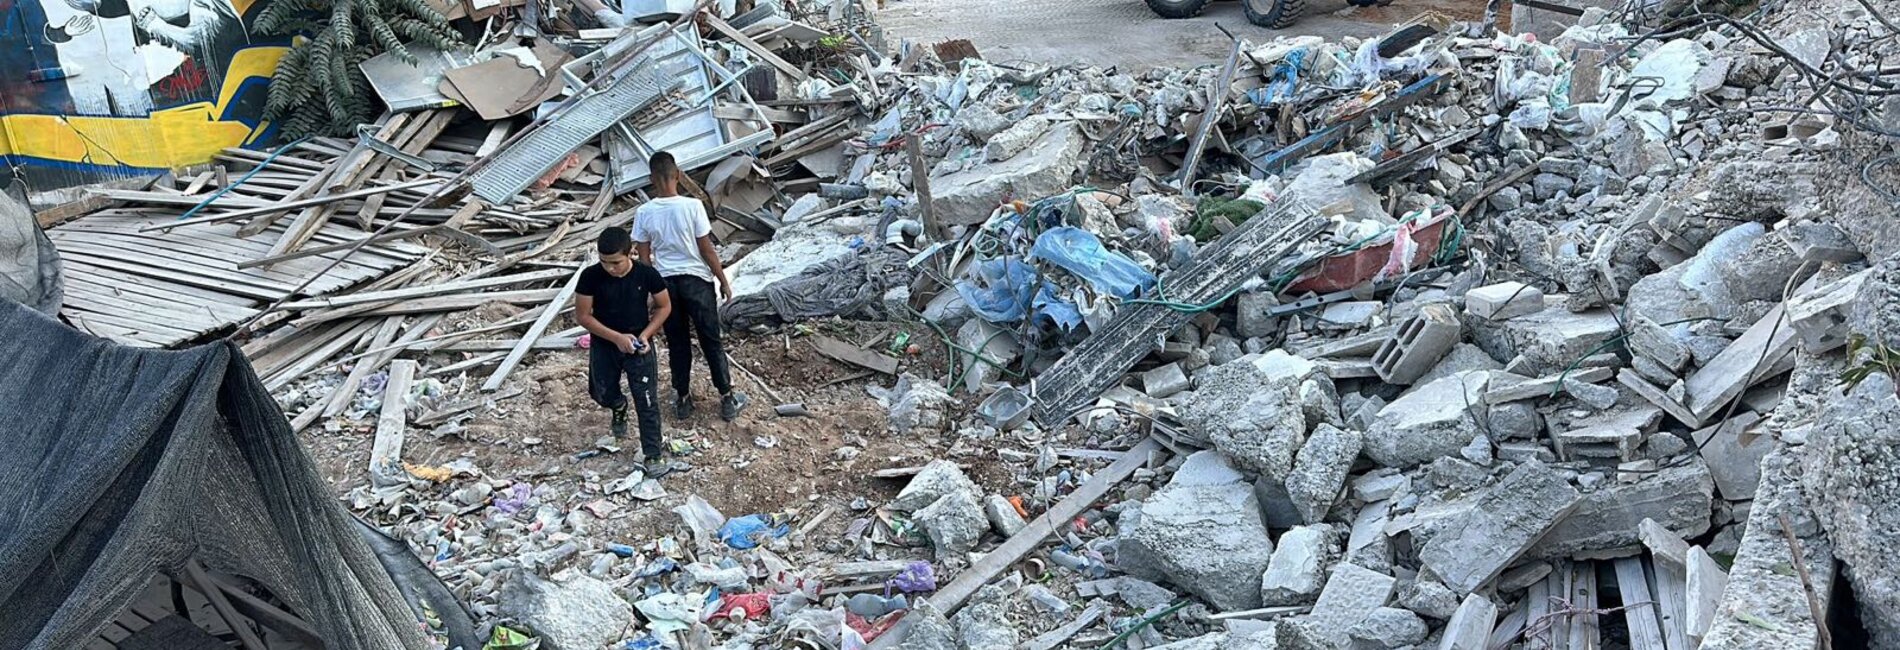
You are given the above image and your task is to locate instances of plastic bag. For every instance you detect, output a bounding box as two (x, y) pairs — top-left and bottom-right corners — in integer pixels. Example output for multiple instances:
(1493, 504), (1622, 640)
(1030, 227), (1156, 299)
(887, 561), (938, 593)
(957, 258), (1038, 323)
(719, 514), (791, 549)
(709, 592), (773, 621)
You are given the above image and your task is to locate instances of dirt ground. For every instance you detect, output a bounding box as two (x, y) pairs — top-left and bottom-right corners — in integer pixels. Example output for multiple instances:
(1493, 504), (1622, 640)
(303, 318), (997, 546)
(875, 0), (1491, 70)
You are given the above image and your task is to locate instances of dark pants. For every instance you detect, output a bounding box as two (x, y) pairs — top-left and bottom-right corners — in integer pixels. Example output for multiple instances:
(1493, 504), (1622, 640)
(588, 340), (663, 458)
(663, 275), (732, 398)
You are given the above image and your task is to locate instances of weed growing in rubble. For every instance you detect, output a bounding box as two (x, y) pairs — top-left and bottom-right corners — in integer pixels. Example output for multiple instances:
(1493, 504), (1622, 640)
(1840, 334), (1900, 393)
(256, 0), (460, 137)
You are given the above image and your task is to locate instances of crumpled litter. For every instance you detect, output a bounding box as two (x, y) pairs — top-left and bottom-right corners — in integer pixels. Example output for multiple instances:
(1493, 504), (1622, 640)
(718, 514), (791, 549)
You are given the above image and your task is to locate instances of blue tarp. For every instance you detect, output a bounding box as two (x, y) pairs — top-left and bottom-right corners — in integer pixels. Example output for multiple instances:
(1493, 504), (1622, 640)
(1030, 227), (1156, 299)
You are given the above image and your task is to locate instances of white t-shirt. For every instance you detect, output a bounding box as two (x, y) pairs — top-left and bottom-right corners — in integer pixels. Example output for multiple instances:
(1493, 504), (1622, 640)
(631, 196), (715, 282)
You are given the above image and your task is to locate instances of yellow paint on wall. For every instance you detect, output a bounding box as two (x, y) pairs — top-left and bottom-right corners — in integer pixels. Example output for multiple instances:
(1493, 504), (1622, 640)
(0, 45), (286, 169)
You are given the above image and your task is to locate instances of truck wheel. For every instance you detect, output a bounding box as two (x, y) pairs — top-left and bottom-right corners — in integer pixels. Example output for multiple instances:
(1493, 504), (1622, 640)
(1145, 0), (1212, 18)
(1242, 0), (1304, 28)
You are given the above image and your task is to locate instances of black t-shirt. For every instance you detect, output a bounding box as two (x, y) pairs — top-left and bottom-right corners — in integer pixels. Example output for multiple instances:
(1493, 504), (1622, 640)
(576, 262), (668, 333)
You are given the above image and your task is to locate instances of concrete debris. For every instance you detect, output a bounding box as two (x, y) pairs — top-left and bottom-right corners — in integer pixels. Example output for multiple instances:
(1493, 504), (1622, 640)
(1285, 424), (1362, 524)
(1278, 563), (1396, 649)
(1802, 373), (1900, 648)
(954, 576), (1022, 650)
(1397, 579), (1462, 621)
(1260, 524), (1342, 606)
(1533, 458), (1713, 559)
(932, 121), (1086, 225)
(1420, 460), (1581, 594)
(1437, 593), (1498, 650)
(1363, 371), (1491, 468)
(1373, 303), (1463, 385)
(913, 488), (988, 557)
(891, 459), (982, 512)
(1347, 607), (1428, 649)
(1463, 282), (1544, 321)
(1130, 476), (1276, 611)
(497, 570), (634, 650)
(982, 494), (1028, 537)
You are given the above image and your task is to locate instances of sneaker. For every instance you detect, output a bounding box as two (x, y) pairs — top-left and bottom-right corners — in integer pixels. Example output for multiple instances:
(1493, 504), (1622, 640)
(610, 405), (629, 439)
(644, 457), (673, 478)
(720, 392), (749, 422)
(673, 393), (695, 421)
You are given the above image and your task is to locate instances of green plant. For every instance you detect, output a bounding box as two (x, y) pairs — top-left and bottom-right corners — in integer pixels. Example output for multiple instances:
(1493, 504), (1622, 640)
(257, 0), (460, 137)
(1840, 334), (1900, 391)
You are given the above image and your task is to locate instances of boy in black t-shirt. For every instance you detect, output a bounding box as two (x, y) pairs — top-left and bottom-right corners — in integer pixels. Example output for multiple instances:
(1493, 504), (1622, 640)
(576, 227), (674, 475)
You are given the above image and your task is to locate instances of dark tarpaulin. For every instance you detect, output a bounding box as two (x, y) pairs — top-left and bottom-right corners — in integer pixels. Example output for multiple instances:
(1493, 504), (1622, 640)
(0, 298), (471, 650)
(721, 245), (916, 330)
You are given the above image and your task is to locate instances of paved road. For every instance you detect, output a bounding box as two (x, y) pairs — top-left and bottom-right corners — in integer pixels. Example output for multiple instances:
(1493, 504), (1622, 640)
(876, 0), (1481, 70)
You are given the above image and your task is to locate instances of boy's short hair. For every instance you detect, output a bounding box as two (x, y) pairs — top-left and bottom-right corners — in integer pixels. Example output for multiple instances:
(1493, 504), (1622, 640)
(648, 151), (677, 181)
(598, 226), (633, 255)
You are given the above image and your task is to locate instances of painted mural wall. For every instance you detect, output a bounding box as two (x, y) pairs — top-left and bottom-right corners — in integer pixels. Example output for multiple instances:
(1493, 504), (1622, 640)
(0, 0), (287, 192)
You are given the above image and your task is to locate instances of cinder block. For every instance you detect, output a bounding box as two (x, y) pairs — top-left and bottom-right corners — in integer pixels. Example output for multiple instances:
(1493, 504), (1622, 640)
(1464, 282), (1544, 321)
(1786, 268), (1868, 353)
(1372, 303), (1463, 385)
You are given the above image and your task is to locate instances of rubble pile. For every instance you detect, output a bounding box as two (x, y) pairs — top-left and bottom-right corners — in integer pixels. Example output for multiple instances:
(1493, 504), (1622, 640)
(32, 0), (1900, 642)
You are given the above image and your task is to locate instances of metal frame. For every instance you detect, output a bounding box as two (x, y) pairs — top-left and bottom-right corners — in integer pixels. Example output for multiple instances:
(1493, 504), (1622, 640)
(587, 25), (777, 194)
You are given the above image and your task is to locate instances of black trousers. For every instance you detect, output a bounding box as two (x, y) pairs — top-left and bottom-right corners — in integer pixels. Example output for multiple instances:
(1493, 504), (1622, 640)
(587, 339), (663, 458)
(662, 275), (732, 398)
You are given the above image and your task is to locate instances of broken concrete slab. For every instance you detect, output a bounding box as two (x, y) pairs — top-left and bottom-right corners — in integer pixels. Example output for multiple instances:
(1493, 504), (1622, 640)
(1363, 371), (1492, 468)
(1629, 315), (1691, 371)
(1801, 373), (1900, 648)
(1702, 444), (1834, 650)
(1640, 517), (1692, 571)
(1679, 303), (1799, 427)
(1348, 607), (1427, 649)
(1786, 268), (1868, 354)
(1437, 593), (1498, 650)
(1553, 405), (1660, 461)
(1414, 343), (1504, 387)
(1692, 411), (1770, 501)
(1260, 524), (1341, 606)
(932, 121), (1085, 225)
(1482, 366), (1613, 403)
(1285, 424), (1362, 524)
(983, 494), (1027, 537)
(1420, 460), (1582, 594)
(914, 489), (989, 558)
(891, 460), (982, 512)
(1463, 282), (1544, 321)
(1182, 351), (1321, 480)
(1397, 579), (1461, 620)
(499, 570), (635, 650)
(954, 577), (1022, 650)
(1686, 546), (1728, 645)
(1373, 303), (1463, 385)
(1144, 362), (1191, 399)
(1150, 630), (1281, 650)
(1279, 563), (1396, 649)
(1485, 401), (1544, 440)
(1130, 480), (1276, 610)
(1466, 296), (1621, 375)
(1563, 375), (1622, 410)
(1172, 449), (1249, 487)
(1532, 457), (1713, 559)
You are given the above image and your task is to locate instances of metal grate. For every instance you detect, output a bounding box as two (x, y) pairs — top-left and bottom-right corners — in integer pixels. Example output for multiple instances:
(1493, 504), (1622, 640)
(469, 60), (690, 204)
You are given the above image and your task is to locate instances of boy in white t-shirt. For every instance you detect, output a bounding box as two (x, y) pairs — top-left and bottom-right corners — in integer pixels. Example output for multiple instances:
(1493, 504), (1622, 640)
(631, 151), (749, 421)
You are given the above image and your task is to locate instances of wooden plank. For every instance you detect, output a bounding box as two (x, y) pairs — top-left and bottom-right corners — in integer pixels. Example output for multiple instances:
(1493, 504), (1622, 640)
(56, 233), (341, 286)
(1489, 601), (1529, 650)
(58, 259), (259, 306)
(324, 316), (406, 418)
(1031, 203), (1326, 422)
(1567, 561), (1599, 650)
(705, 15), (807, 81)
(263, 320), (378, 390)
(810, 334), (900, 375)
(1024, 602), (1106, 650)
(1177, 36), (1240, 196)
(234, 161), (340, 237)
(906, 137), (939, 238)
(145, 178), (440, 232)
(370, 359), (418, 478)
(182, 559), (266, 650)
(481, 265), (585, 391)
(62, 275), (253, 320)
(277, 268), (570, 309)
(1616, 557), (1666, 650)
(63, 308), (203, 341)
(308, 288), (562, 322)
(60, 295), (225, 334)
(54, 248), (287, 300)
(869, 437), (1166, 648)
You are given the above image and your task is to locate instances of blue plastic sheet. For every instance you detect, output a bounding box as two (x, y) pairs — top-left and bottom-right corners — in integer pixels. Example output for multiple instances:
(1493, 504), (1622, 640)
(1030, 227), (1155, 299)
(1251, 48), (1307, 106)
(1033, 286), (1083, 330)
(957, 258), (1038, 323)
(718, 515), (790, 549)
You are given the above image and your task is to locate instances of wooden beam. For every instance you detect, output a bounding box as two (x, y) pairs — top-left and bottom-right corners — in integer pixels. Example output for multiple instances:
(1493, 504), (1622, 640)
(1177, 36), (1240, 196)
(906, 137), (939, 238)
(144, 179), (440, 232)
(182, 559), (267, 650)
(370, 360), (418, 479)
(275, 268), (570, 309)
(869, 437), (1166, 648)
(1615, 557), (1667, 650)
(705, 14), (807, 82)
(481, 265), (584, 391)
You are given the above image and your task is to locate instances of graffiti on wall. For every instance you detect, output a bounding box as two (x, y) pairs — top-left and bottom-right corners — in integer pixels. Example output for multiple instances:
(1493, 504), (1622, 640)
(0, 0), (285, 191)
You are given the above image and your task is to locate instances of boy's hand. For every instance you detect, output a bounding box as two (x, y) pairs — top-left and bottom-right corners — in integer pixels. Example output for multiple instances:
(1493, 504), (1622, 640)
(634, 333), (654, 353)
(719, 281), (733, 303)
(612, 333), (636, 354)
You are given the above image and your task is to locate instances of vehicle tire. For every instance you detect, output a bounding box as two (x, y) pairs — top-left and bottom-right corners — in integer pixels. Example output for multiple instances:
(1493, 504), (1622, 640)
(1242, 0), (1304, 28)
(1145, 0), (1212, 19)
